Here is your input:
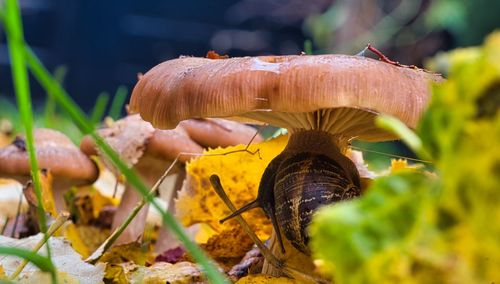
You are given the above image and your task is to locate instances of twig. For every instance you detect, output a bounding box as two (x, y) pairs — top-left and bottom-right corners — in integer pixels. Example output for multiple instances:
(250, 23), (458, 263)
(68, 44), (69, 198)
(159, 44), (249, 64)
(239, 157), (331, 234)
(9, 211), (69, 280)
(11, 189), (24, 238)
(1, 217), (10, 235)
(366, 44), (419, 69)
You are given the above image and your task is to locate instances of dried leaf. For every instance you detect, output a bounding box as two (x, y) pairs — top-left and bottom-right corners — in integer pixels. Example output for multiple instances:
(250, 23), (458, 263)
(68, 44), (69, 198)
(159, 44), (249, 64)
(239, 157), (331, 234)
(176, 135), (288, 239)
(127, 262), (205, 284)
(63, 222), (90, 258)
(0, 234), (105, 284)
(100, 242), (154, 266)
(69, 186), (117, 225)
(23, 170), (57, 217)
(235, 274), (299, 283)
(154, 247), (186, 264)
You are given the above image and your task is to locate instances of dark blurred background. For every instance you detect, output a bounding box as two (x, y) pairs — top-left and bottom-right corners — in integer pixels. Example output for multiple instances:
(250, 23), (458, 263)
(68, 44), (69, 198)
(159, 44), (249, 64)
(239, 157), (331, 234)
(1, 0), (499, 168)
(1, 0), (500, 110)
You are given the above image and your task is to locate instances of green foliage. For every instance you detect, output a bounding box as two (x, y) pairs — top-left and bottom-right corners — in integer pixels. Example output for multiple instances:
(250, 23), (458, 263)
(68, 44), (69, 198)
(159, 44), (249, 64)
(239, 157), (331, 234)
(310, 32), (500, 283)
(109, 86), (128, 120)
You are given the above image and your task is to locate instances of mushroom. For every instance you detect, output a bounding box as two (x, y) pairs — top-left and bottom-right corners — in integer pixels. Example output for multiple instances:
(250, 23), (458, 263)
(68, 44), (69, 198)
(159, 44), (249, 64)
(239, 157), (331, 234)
(128, 54), (440, 275)
(81, 114), (261, 247)
(0, 128), (98, 211)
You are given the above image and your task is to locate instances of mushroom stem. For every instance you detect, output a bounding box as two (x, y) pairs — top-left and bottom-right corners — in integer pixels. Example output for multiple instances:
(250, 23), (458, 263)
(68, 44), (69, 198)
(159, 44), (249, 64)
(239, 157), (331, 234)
(285, 129), (360, 185)
(111, 184), (150, 245)
(52, 184), (68, 212)
(155, 168), (187, 253)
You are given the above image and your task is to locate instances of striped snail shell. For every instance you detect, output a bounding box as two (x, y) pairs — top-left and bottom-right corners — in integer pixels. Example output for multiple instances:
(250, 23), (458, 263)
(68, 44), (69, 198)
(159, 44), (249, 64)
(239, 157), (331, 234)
(220, 130), (361, 255)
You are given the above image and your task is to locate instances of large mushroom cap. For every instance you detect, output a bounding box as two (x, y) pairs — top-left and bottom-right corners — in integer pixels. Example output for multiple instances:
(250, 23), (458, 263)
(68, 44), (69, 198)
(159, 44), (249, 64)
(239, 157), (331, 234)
(0, 128), (98, 186)
(130, 54), (441, 142)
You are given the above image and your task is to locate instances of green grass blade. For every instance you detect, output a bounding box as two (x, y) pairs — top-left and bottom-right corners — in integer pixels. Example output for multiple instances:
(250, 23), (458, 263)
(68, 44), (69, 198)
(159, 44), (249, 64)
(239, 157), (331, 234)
(108, 85), (128, 120)
(2, 3), (55, 284)
(304, 39), (313, 55)
(23, 47), (229, 284)
(376, 115), (431, 160)
(44, 66), (67, 127)
(0, 246), (56, 280)
(90, 92), (110, 125)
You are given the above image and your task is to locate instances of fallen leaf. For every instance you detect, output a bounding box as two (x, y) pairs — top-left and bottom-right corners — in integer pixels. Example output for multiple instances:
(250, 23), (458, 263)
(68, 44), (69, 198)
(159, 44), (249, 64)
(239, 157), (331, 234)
(154, 247), (185, 264)
(176, 136), (288, 248)
(69, 185), (117, 226)
(100, 242), (155, 266)
(0, 234), (105, 284)
(235, 274), (299, 283)
(23, 170), (57, 218)
(127, 261), (206, 284)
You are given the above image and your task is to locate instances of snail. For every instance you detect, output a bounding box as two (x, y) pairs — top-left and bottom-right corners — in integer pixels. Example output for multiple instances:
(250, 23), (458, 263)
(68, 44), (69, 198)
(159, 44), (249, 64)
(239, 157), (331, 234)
(220, 130), (361, 254)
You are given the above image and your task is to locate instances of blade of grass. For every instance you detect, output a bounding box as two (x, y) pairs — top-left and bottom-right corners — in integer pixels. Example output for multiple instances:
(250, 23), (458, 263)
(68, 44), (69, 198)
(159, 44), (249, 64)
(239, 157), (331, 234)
(89, 92), (109, 125)
(0, 247), (55, 280)
(376, 115), (431, 160)
(23, 47), (229, 284)
(303, 39), (313, 55)
(44, 66), (67, 128)
(108, 85), (128, 120)
(2, 3), (54, 284)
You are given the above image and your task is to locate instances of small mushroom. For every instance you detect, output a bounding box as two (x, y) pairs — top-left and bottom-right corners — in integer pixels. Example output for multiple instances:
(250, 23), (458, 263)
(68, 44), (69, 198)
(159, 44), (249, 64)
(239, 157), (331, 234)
(129, 54), (441, 275)
(81, 114), (261, 247)
(0, 128), (98, 211)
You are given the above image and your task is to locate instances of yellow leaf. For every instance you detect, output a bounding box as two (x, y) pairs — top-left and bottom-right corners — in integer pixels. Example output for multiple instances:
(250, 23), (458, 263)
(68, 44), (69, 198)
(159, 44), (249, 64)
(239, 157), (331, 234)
(71, 185), (117, 225)
(62, 222), (90, 258)
(23, 170), (57, 217)
(104, 263), (129, 284)
(100, 242), (155, 266)
(176, 135), (287, 237)
(390, 159), (409, 172)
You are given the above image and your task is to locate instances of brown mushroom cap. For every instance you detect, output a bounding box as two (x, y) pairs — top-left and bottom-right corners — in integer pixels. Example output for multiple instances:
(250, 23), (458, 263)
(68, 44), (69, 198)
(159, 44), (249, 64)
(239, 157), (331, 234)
(80, 114), (203, 169)
(0, 128), (98, 186)
(179, 118), (262, 149)
(130, 54), (441, 142)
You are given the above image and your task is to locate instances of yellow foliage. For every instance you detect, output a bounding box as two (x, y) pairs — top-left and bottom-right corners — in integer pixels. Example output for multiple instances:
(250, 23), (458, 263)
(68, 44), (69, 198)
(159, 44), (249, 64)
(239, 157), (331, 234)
(0, 265), (5, 279)
(71, 185), (117, 225)
(23, 170), (57, 217)
(40, 170), (58, 217)
(100, 242), (155, 266)
(390, 159), (409, 172)
(202, 227), (255, 259)
(235, 274), (299, 284)
(63, 222), (90, 258)
(76, 225), (110, 254)
(176, 135), (288, 242)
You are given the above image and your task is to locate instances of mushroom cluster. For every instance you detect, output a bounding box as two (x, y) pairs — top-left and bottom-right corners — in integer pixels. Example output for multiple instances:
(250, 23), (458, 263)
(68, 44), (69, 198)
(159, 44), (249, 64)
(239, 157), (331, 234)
(129, 54), (440, 276)
(81, 114), (261, 249)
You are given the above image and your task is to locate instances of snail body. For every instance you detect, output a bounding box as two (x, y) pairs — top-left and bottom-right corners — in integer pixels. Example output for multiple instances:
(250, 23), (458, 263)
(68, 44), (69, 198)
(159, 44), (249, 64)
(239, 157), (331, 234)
(222, 130), (361, 255)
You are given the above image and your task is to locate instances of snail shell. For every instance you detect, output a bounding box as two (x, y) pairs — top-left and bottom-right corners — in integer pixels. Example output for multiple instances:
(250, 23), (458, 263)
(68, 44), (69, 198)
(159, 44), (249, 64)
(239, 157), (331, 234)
(274, 152), (360, 254)
(220, 130), (361, 255)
